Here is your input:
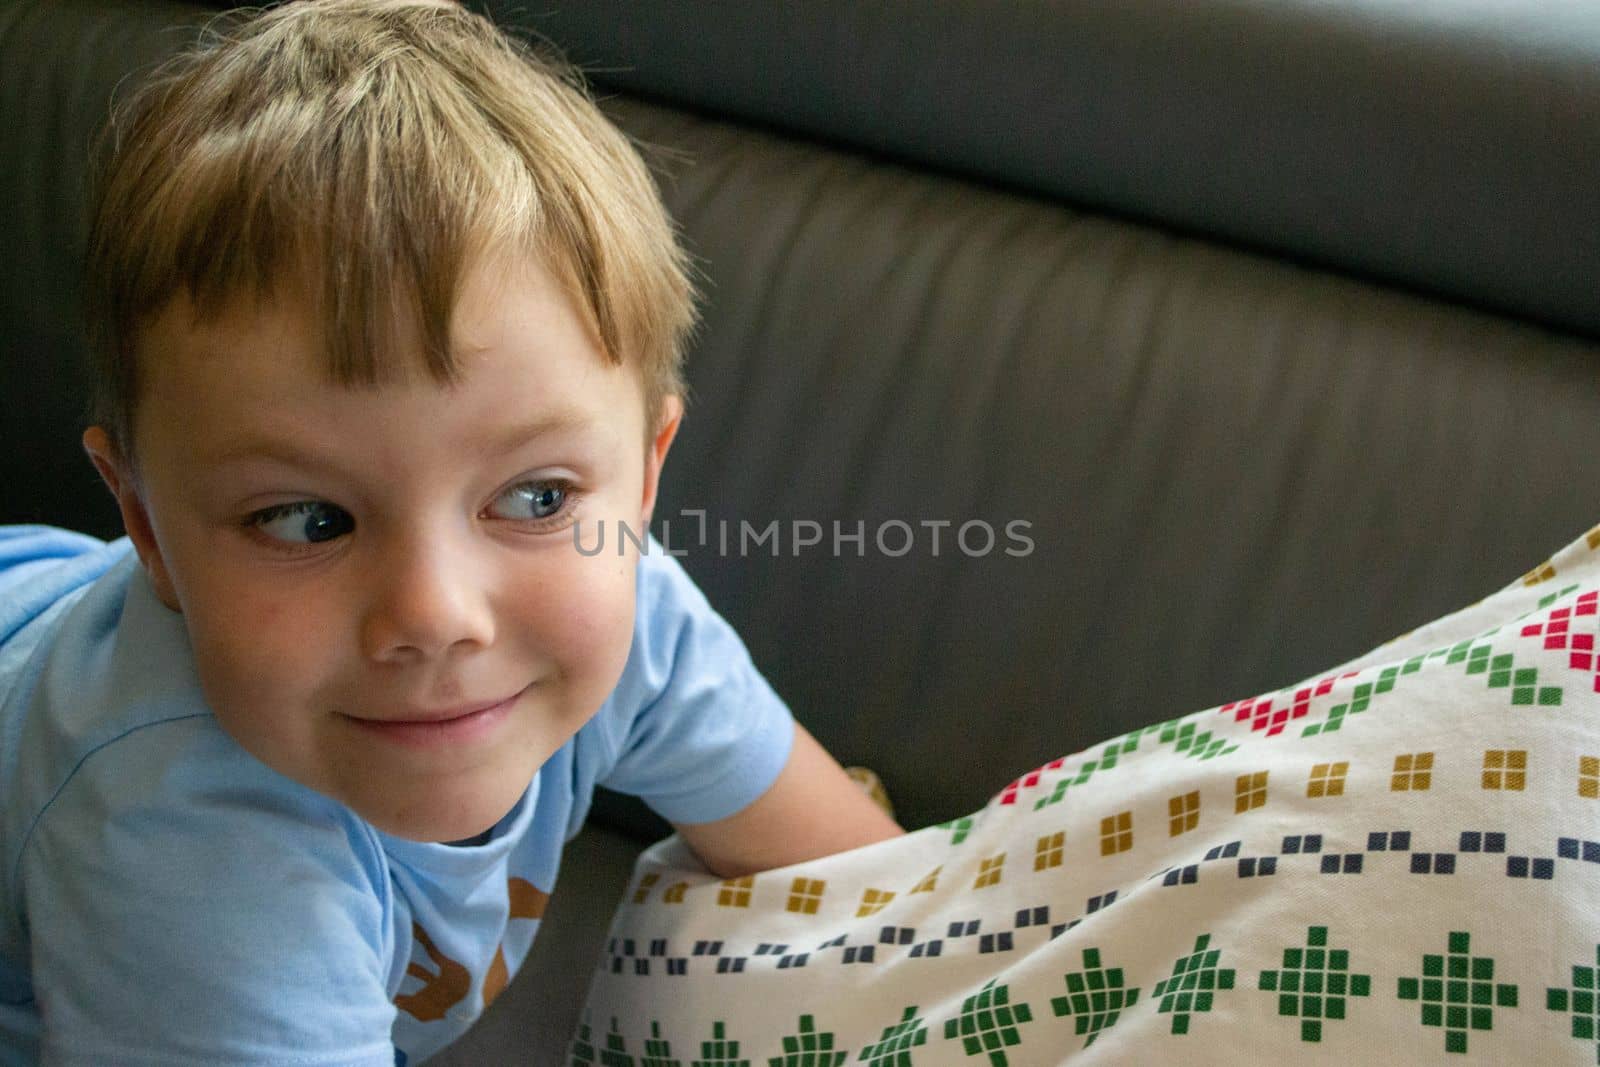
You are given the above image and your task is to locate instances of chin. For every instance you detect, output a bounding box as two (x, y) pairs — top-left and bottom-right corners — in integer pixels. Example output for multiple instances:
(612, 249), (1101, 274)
(348, 776), (532, 844)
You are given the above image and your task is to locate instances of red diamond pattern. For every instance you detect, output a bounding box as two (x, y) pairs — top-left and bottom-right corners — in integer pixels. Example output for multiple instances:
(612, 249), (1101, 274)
(999, 757), (1066, 805)
(1220, 672), (1357, 737)
(1519, 590), (1599, 692)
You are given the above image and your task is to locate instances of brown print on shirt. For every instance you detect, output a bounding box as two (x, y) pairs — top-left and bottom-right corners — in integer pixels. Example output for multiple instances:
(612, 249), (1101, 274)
(394, 922), (470, 1022)
(482, 878), (552, 1008)
(507, 877), (549, 919)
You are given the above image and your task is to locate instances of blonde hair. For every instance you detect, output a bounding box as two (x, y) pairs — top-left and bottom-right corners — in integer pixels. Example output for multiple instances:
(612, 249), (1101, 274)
(85, 0), (695, 458)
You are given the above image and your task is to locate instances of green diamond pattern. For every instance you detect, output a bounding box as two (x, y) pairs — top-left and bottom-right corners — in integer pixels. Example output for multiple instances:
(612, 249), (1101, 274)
(643, 1021), (682, 1067)
(599, 1016), (636, 1067)
(1033, 779), (1070, 811)
(1537, 584), (1582, 610)
(1397, 931), (1518, 1054)
(938, 816), (976, 846)
(859, 1006), (928, 1066)
(943, 979), (1034, 1063)
(571, 1019), (598, 1065)
(691, 1022), (750, 1067)
(1051, 947), (1140, 1047)
(1027, 733), (1162, 810)
(1303, 707), (1347, 738)
(767, 1015), (845, 1067)
(1036, 723), (1231, 812)
(1546, 944), (1600, 1062)
(1031, 761), (1097, 811)
(1445, 641), (1562, 707)
(1258, 926), (1372, 1042)
(1158, 719), (1237, 761)
(1092, 735), (1139, 772)
(1302, 660), (1427, 737)
(1302, 623), (1573, 739)
(1152, 934), (1236, 1034)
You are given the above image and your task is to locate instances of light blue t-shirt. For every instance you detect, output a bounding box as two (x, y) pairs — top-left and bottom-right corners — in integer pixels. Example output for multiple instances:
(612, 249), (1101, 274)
(0, 525), (794, 1065)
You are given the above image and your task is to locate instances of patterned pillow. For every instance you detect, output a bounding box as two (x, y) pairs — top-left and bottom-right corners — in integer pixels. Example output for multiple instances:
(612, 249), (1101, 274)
(571, 525), (1600, 1064)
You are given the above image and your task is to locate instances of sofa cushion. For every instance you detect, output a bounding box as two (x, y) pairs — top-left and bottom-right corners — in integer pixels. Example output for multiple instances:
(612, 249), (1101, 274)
(603, 94), (1600, 831)
(494, 0), (1600, 339)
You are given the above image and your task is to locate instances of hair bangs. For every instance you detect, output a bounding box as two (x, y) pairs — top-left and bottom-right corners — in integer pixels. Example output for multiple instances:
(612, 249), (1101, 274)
(85, 0), (696, 459)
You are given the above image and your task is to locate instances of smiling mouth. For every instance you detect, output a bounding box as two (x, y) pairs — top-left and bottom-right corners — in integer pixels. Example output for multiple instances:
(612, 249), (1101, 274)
(350, 696), (518, 726)
(337, 687), (527, 747)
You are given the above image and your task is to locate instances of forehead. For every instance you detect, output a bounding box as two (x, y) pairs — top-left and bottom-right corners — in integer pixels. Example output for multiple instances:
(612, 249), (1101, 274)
(133, 253), (645, 459)
(143, 249), (616, 380)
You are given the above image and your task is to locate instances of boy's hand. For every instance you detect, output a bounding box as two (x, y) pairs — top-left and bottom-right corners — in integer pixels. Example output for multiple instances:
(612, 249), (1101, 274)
(672, 722), (905, 878)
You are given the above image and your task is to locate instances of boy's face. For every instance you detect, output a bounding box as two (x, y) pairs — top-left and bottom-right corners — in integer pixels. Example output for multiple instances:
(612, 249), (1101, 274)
(85, 252), (680, 843)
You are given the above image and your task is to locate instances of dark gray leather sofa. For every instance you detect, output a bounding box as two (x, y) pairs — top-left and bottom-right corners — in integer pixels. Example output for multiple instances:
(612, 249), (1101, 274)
(4, 2), (1598, 1062)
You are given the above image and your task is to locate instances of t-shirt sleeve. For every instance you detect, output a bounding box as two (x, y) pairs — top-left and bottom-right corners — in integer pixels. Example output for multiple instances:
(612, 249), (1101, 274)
(19, 722), (397, 1067)
(596, 546), (796, 825)
(0, 526), (120, 646)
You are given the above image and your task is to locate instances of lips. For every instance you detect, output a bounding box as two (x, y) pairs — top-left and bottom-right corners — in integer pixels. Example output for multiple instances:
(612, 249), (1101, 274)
(338, 688), (526, 750)
(361, 697), (516, 725)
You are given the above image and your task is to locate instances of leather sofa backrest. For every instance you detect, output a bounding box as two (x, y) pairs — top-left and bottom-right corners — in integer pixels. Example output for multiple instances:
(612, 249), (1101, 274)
(3, 0), (1597, 831)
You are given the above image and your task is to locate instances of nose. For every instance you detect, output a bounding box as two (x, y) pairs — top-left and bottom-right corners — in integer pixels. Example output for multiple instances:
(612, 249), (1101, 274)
(360, 529), (496, 664)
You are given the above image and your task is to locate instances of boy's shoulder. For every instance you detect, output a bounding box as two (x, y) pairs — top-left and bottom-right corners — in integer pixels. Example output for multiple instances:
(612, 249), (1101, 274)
(0, 529), (380, 907)
(607, 538), (735, 712)
(633, 537), (716, 618)
(588, 538), (796, 826)
(0, 528), (147, 822)
(2, 532), (398, 1059)
(0, 525), (123, 649)
(2, 530), (206, 797)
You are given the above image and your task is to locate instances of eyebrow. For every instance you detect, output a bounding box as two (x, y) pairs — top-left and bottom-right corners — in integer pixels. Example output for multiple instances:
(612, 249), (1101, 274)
(208, 409), (597, 472)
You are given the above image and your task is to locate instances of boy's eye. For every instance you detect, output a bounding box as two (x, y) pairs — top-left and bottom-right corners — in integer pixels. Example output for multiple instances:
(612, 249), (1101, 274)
(248, 501), (355, 545)
(489, 480), (569, 522)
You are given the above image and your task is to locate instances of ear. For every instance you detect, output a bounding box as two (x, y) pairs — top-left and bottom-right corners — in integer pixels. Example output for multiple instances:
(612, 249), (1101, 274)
(82, 426), (181, 611)
(638, 394), (683, 529)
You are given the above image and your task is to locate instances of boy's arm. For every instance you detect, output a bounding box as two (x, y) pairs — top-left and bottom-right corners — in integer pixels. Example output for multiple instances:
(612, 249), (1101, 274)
(672, 721), (904, 879)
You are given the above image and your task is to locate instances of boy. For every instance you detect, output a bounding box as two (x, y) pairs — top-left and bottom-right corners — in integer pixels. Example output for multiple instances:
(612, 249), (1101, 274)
(0, 1), (901, 1062)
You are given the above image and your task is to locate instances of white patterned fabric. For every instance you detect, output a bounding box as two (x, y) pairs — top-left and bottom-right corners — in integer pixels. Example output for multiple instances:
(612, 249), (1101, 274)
(572, 524), (1600, 1064)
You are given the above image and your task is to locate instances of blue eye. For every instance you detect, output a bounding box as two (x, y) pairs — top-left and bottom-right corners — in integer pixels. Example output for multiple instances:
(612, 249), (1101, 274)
(491, 481), (569, 522)
(249, 501), (354, 544)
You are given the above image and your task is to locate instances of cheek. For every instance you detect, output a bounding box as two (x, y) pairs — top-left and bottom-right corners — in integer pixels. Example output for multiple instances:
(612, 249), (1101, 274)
(179, 571), (337, 726)
(508, 552), (638, 689)
(155, 516), (340, 696)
